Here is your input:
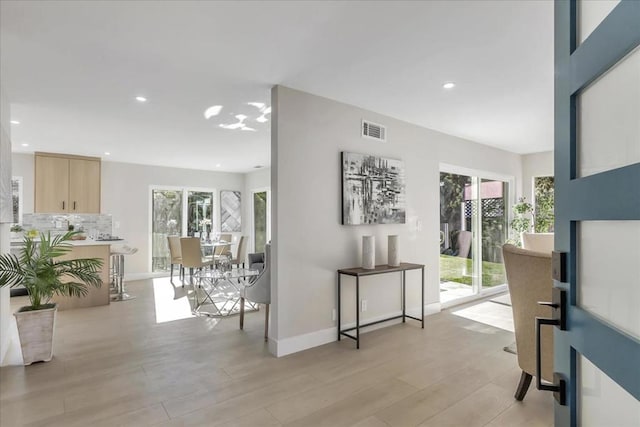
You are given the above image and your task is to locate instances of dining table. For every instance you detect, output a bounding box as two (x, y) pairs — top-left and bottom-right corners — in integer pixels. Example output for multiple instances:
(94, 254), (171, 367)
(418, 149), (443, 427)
(192, 267), (260, 317)
(200, 239), (232, 257)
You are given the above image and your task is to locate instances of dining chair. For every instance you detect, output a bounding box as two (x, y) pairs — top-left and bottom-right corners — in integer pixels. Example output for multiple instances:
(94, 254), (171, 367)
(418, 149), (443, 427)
(240, 243), (271, 342)
(180, 237), (215, 283)
(230, 236), (248, 269)
(167, 236), (184, 284)
(502, 243), (554, 401)
(214, 233), (233, 263)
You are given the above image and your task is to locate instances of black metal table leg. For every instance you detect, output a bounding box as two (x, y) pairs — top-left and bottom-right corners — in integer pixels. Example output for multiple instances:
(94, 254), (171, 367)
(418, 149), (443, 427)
(356, 276), (360, 349)
(402, 270), (406, 323)
(421, 267), (425, 328)
(337, 273), (341, 341)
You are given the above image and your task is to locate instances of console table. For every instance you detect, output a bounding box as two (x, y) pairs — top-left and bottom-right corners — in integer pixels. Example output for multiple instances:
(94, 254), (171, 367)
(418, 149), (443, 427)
(337, 263), (425, 349)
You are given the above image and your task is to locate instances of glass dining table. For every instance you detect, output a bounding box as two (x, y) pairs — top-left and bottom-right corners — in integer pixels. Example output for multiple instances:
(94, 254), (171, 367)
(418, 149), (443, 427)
(200, 239), (232, 257)
(192, 268), (260, 317)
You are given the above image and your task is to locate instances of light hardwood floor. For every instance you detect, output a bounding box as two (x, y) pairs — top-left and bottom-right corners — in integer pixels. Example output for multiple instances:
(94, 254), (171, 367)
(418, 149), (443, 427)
(1, 278), (552, 426)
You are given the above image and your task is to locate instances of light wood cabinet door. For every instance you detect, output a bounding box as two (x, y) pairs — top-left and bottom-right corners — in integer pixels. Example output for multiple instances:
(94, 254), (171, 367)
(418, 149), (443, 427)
(69, 159), (101, 213)
(35, 155), (69, 213)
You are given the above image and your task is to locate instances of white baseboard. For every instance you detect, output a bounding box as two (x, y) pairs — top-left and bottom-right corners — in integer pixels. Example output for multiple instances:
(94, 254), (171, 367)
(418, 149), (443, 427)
(272, 302), (441, 357)
(273, 327), (337, 357)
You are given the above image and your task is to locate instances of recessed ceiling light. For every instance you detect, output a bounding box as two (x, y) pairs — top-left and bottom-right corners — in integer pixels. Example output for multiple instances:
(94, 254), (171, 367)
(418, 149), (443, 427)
(135, 96), (147, 102)
(10, 120), (20, 125)
(21, 143), (29, 147)
(104, 152), (111, 156)
(215, 163), (221, 167)
(443, 82), (456, 89)
(204, 105), (223, 119)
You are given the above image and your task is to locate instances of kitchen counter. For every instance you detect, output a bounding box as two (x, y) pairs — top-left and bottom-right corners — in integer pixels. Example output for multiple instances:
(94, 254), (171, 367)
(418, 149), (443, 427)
(10, 238), (124, 246)
(53, 244), (112, 310)
(10, 237), (125, 310)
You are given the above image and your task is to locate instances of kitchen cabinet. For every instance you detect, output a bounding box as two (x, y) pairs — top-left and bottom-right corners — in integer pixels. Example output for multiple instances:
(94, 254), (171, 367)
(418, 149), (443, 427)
(35, 152), (101, 213)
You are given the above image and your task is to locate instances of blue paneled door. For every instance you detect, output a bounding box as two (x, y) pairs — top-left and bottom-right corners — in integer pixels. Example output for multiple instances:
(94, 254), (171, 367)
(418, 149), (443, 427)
(554, 1), (640, 426)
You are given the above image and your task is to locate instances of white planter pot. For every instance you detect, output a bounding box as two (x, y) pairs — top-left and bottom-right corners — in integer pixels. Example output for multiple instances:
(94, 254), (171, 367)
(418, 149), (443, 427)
(14, 304), (57, 365)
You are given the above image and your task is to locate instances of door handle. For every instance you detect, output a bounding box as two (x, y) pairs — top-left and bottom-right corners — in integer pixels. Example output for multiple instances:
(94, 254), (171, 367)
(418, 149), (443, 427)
(73, 201), (76, 210)
(62, 201), (65, 210)
(535, 287), (567, 406)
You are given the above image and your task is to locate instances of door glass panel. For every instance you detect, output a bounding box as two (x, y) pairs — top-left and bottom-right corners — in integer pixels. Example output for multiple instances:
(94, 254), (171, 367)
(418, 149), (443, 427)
(577, 46), (640, 178)
(579, 354), (640, 426)
(253, 191), (267, 253)
(187, 191), (214, 238)
(533, 176), (554, 232)
(480, 179), (507, 289)
(439, 173), (474, 303)
(577, 0), (620, 45)
(152, 189), (183, 273)
(578, 221), (640, 339)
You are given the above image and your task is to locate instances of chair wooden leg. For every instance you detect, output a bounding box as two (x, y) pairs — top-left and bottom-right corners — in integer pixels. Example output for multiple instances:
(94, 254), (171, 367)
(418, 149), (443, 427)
(514, 371), (533, 401)
(239, 297), (245, 330)
(264, 303), (270, 342)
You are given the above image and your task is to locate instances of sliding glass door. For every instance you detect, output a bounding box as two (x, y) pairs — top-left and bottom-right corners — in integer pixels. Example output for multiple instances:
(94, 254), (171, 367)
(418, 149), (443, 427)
(151, 187), (214, 273)
(439, 172), (476, 302)
(439, 169), (511, 304)
(252, 190), (268, 253)
(152, 189), (183, 273)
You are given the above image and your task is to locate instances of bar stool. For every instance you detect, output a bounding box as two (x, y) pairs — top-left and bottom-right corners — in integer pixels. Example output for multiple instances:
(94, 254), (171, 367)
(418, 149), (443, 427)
(110, 245), (138, 301)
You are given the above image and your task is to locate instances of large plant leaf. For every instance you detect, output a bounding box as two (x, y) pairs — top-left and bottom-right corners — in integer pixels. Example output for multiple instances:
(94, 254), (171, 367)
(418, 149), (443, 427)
(0, 231), (104, 310)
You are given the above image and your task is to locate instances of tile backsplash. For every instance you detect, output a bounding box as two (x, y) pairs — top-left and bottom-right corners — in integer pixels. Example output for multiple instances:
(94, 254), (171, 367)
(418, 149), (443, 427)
(22, 213), (112, 238)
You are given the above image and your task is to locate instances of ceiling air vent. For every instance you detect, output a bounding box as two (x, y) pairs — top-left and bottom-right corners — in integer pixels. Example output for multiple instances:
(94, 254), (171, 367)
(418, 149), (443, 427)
(362, 120), (386, 142)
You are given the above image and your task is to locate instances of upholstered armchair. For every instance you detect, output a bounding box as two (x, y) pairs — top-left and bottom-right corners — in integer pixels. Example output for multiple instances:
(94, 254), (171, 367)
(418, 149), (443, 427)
(502, 244), (554, 401)
(240, 243), (271, 341)
(521, 232), (554, 254)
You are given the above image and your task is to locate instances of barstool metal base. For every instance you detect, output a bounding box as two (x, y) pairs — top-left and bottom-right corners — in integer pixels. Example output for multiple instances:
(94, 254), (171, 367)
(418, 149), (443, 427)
(111, 293), (136, 301)
(110, 247), (138, 303)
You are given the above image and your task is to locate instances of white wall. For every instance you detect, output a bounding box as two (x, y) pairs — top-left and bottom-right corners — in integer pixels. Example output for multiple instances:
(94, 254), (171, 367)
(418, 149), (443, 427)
(522, 151), (553, 204)
(11, 154), (247, 276)
(271, 86), (523, 356)
(0, 86), (11, 365)
(0, 86), (20, 365)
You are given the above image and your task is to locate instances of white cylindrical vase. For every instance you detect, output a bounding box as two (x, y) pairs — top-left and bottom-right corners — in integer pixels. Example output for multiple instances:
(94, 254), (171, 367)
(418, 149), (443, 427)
(388, 235), (400, 267)
(362, 236), (375, 270)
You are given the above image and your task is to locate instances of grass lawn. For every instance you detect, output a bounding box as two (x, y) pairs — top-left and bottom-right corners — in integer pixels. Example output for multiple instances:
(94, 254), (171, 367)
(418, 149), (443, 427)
(439, 255), (506, 287)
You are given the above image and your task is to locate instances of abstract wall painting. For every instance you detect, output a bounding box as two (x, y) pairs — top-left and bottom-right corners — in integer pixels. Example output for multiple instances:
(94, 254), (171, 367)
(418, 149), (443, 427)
(341, 152), (406, 225)
(220, 190), (242, 232)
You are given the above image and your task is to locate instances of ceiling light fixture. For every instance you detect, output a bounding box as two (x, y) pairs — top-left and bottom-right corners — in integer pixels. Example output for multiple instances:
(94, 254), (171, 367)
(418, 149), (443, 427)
(104, 152), (111, 156)
(21, 143), (29, 147)
(219, 114), (254, 130)
(10, 120), (20, 125)
(443, 82), (456, 89)
(135, 96), (147, 102)
(204, 105), (223, 119)
(215, 163), (221, 167)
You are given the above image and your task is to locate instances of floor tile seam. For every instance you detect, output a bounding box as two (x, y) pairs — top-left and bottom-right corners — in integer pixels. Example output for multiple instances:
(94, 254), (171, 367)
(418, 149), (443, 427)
(265, 377), (411, 427)
(480, 400), (517, 426)
(170, 372), (316, 421)
(387, 374), (493, 427)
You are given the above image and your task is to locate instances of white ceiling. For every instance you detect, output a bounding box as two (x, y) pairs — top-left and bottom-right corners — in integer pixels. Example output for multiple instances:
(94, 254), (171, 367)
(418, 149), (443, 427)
(0, 0), (554, 173)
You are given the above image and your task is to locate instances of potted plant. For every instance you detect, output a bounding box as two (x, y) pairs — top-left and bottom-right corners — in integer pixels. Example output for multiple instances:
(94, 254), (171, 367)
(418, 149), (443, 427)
(10, 224), (24, 240)
(0, 231), (103, 365)
(509, 197), (534, 246)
